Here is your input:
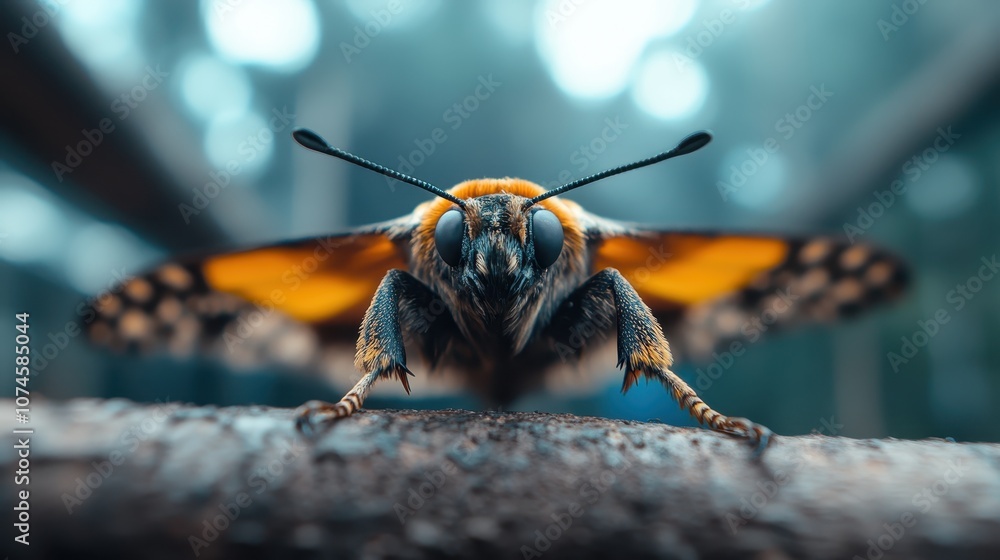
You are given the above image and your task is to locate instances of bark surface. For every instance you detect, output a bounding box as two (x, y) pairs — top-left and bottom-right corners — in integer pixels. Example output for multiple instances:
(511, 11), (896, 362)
(3, 398), (999, 559)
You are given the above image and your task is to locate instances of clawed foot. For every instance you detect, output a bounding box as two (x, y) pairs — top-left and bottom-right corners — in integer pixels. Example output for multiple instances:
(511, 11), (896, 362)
(294, 400), (348, 437)
(719, 416), (773, 458)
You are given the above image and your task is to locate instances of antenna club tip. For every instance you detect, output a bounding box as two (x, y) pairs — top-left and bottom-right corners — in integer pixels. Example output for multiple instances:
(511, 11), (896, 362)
(674, 130), (712, 155)
(292, 128), (330, 152)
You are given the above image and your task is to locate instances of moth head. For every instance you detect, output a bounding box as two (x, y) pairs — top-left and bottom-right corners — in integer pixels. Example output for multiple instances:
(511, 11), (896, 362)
(434, 200), (564, 271)
(420, 180), (581, 331)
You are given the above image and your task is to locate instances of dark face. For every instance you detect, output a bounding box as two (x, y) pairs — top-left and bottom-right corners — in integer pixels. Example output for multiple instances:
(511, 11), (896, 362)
(433, 194), (565, 338)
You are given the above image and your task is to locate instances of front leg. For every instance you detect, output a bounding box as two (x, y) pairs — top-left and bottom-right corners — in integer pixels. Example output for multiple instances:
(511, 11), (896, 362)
(296, 269), (444, 433)
(546, 268), (773, 453)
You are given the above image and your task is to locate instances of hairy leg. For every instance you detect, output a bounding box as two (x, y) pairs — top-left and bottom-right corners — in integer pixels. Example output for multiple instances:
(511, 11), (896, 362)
(545, 268), (772, 453)
(296, 269), (450, 433)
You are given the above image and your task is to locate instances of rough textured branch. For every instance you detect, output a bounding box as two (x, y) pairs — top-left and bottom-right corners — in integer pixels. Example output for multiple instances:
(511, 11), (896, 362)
(4, 399), (1000, 559)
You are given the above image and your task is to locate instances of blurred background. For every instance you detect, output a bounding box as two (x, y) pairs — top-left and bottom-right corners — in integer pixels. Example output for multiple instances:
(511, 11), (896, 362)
(1, 0), (998, 442)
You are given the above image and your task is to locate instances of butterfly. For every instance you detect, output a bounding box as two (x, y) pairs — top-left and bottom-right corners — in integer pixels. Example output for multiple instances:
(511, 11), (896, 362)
(83, 128), (907, 454)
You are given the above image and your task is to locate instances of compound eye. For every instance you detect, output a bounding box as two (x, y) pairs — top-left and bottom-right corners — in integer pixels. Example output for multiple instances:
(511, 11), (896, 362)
(434, 210), (465, 266)
(531, 209), (564, 268)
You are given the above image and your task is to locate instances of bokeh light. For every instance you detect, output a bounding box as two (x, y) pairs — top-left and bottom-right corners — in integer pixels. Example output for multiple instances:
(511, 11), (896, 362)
(534, 0), (698, 100)
(203, 111), (274, 176)
(202, 0), (320, 71)
(56, 0), (144, 83)
(0, 175), (68, 265)
(0, 173), (159, 292)
(64, 222), (157, 294)
(178, 54), (252, 121)
(631, 49), (710, 120)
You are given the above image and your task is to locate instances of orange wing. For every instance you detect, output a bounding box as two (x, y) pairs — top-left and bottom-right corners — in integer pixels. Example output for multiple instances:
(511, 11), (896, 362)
(201, 230), (407, 326)
(592, 231), (908, 359)
(595, 234), (789, 307)
(82, 221), (414, 385)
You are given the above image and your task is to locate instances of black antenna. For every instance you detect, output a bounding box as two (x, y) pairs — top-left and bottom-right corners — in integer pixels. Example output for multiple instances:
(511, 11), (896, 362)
(525, 130), (712, 207)
(292, 128), (466, 208)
